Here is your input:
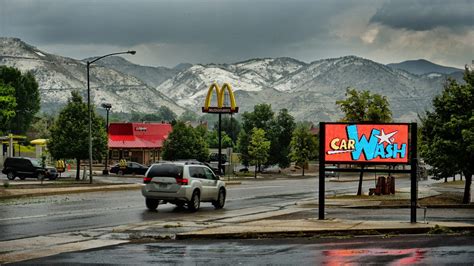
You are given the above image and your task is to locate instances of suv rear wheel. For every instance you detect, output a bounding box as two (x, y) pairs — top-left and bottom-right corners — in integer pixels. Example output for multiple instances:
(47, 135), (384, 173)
(146, 198), (159, 210)
(212, 188), (226, 209)
(188, 190), (200, 212)
(6, 171), (15, 180)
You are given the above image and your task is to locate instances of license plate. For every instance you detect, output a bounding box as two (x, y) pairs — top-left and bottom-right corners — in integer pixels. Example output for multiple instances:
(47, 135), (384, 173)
(159, 183), (168, 188)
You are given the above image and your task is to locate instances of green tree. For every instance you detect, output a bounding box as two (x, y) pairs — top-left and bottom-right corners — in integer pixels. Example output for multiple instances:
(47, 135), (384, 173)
(162, 121), (209, 162)
(237, 104), (275, 167)
(0, 66), (40, 134)
(179, 110), (199, 122)
(130, 111), (142, 122)
(28, 113), (56, 139)
(158, 106), (177, 122)
(336, 88), (392, 195)
(271, 108), (296, 168)
(48, 91), (107, 180)
(142, 113), (161, 122)
(421, 68), (473, 204)
(236, 129), (251, 166)
(290, 125), (318, 176)
(0, 83), (17, 134)
(336, 88), (392, 123)
(213, 116), (241, 144)
(248, 128), (270, 178)
(207, 130), (233, 149)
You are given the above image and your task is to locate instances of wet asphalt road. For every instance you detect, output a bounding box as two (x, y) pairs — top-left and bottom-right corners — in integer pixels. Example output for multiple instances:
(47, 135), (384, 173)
(0, 176), (371, 241)
(17, 235), (474, 265)
(0, 177), (463, 242)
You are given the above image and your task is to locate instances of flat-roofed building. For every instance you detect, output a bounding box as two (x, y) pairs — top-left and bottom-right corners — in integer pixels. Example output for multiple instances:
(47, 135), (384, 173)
(108, 122), (172, 165)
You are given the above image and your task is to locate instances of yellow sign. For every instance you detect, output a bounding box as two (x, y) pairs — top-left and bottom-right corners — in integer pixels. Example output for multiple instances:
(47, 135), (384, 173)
(56, 160), (65, 172)
(119, 159), (127, 169)
(202, 83), (239, 113)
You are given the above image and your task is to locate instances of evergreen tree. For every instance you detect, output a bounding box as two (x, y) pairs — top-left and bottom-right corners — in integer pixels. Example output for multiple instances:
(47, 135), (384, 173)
(272, 109), (296, 168)
(48, 91), (107, 181)
(421, 67), (473, 203)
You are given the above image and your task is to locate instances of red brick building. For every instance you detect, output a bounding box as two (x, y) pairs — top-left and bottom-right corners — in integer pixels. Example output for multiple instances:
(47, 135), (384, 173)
(108, 122), (172, 165)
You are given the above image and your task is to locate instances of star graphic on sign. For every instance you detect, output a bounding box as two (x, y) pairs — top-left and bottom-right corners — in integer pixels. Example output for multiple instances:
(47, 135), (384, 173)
(375, 129), (398, 145)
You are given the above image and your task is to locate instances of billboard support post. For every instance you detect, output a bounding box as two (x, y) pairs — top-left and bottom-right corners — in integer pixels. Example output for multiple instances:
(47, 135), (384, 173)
(319, 122), (326, 220)
(410, 123), (418, 223)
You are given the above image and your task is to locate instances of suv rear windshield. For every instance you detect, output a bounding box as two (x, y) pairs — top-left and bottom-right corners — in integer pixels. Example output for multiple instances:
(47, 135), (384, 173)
(146, 164), (183, 178)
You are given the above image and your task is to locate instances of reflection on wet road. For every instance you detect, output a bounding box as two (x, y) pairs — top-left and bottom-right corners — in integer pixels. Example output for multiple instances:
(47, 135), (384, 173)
(19, 235), (474, 265)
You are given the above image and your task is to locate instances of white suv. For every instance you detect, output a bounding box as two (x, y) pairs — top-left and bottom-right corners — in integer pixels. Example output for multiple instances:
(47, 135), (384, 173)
(141, 161), (226, 211)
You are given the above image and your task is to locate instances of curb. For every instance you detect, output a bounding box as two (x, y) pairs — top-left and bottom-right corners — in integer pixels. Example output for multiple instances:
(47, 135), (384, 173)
(0, 184), (141, 200)
(175, 225), (474, 240)
(346, 204), (474, 209)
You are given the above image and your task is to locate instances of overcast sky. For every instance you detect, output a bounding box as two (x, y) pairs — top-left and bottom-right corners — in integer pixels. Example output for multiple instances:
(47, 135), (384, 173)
(1, 0), (472, 68)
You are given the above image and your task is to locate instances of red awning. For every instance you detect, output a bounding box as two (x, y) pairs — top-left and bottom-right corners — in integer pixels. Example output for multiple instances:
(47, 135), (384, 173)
(108, 123), (171, 149)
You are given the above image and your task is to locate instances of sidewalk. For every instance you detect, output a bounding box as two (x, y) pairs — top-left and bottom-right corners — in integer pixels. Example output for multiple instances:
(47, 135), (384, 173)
(0, 183), (142, 199)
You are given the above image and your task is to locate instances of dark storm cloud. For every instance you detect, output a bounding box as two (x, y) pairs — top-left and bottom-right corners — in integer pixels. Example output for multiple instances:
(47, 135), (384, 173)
(1, 0), (343, 47)
(370, 0), (474, 31)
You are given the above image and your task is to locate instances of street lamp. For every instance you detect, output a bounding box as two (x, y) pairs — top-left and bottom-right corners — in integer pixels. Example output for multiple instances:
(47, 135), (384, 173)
(87, 51), (136, 183)
(101, 103), (112, 175)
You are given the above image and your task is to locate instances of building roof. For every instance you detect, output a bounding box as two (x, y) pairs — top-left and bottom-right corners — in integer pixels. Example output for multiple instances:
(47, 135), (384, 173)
(108, 122), (172, 149)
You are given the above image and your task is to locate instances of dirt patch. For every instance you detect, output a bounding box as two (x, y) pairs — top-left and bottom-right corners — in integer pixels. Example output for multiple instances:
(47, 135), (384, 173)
(379, 192), (464, 206)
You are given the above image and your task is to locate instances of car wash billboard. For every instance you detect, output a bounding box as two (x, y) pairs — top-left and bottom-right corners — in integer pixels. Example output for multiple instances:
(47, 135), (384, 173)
(323, 123), (410, 164)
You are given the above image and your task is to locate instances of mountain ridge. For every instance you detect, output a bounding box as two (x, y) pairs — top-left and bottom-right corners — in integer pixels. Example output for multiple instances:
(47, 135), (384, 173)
(0, 37), (186, 115)
(1, 37), (461, 123)
(387, 59), (462, 75)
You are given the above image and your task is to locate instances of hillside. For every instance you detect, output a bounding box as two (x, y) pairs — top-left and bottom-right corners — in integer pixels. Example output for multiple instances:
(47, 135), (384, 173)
(0, 37), (186, 114)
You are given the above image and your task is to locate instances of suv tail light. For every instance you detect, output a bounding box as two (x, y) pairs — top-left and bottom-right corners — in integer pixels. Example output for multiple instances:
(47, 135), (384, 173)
(176, 178), (188, 185)
(143, 177), (152, 184)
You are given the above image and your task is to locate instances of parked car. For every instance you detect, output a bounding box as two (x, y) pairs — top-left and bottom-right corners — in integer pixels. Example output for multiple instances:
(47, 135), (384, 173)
(2, 157), (58, 180)
(110, 161), (148, 175)
(141, 161), (226, 212)
(325, 165), (339, 178)
(208, 153), (227, 164)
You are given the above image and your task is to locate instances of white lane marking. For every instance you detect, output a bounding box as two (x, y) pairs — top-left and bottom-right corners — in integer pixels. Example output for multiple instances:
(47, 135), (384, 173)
(0, 214), (48, 221)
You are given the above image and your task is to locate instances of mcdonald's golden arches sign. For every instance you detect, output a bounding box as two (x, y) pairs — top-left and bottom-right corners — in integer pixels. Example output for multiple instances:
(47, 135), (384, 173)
(201, 83), (239, 113)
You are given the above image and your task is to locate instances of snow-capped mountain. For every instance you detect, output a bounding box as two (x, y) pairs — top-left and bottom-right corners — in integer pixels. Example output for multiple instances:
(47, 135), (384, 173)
(155, 55), (450, 122)
(1, 37), (456, 123)
(92, 56), (190, 88)
(0, 37), (186, 114)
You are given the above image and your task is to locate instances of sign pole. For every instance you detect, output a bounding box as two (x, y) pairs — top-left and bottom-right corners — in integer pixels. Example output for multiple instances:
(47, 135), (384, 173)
(410, 123), (418, 223)
(218, 113), (222, 175)
(319, 122), (325, 220)
(201, 83), (238, 175)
